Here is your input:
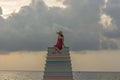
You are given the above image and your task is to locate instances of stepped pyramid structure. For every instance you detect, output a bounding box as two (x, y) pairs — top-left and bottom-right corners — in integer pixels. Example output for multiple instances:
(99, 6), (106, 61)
(43, 47), (74, 80)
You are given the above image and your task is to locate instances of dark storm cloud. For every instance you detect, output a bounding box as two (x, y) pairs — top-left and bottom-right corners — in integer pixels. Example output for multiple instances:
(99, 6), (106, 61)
(0, 0), (119, 51)
(103, 29), (120, 38)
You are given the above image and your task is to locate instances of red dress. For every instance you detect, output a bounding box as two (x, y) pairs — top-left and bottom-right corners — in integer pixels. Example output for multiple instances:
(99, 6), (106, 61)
(54, 37), (63, 50)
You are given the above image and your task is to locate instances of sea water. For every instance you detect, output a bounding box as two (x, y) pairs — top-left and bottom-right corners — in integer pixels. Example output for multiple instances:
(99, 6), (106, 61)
(73, 72), (120, 80)
(0, 71), (43, 80)
(0, 71), (120, 80)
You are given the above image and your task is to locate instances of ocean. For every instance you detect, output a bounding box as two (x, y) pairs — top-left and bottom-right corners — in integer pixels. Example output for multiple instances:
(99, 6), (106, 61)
(0, 71), (120, 80)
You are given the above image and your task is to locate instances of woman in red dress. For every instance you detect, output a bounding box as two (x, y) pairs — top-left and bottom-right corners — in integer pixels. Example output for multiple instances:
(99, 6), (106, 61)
(54, 31), (64, 54)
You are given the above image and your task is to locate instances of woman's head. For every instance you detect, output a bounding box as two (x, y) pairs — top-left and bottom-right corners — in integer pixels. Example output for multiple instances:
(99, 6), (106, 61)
(57, 31), (63, 37)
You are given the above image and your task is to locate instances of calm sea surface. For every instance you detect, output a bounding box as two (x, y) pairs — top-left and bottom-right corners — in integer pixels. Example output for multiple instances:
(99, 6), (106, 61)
(0, 71), (120, 80)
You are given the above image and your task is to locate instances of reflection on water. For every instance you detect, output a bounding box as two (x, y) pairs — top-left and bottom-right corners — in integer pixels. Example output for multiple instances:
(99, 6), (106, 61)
(0, 71), (120, 80)
(0, 71), (44, 80)
(73, 72), (120, 80)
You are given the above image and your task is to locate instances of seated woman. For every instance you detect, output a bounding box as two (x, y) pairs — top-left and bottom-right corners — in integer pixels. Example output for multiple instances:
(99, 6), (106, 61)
(54, 31), (64, 54)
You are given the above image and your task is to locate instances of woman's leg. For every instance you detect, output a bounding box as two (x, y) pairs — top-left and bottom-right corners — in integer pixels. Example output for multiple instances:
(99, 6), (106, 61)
(55, 47), (62, 54)
(54, 47), (61, 54)
(53, 45), (58, 53)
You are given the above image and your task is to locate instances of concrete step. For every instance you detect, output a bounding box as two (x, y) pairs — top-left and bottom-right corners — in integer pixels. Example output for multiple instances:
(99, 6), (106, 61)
(47, 57), (70, 59)
(45, 67), (72, 72)
(44, 72), (73, 76)
(47, 53), (70, 56)
(48, 47), (69, 53)
(46, 61), (71, 64)
(45, 63), (72, 67)
(47, 55), (70, 58)
(43, 76), (73, 80)
(47, 58), (70, 61)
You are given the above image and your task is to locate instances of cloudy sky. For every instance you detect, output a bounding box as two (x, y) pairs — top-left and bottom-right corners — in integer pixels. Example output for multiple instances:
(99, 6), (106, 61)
(0, 0), (120, 51)
(0, 0), (120, 71)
